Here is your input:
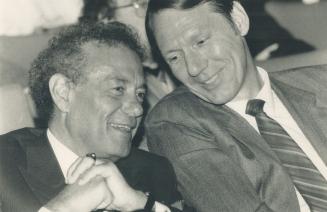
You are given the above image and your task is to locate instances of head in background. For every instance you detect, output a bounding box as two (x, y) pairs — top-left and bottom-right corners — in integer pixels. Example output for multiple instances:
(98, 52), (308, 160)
(81, 0), (157, 68)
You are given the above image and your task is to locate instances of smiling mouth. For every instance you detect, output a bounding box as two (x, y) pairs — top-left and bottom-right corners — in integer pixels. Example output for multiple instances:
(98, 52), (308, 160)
(200, 65), (225, 85)
(109, 123), (132, 132)
(204, 73), (219, 85)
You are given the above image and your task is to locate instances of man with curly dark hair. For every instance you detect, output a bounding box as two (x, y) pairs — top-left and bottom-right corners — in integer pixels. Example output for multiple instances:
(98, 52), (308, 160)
(29, 21), (145, 124)
(0, 21), (182, 212)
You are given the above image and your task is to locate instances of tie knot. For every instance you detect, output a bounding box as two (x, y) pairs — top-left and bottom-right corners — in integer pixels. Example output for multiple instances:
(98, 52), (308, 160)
(246, 99), (265, 116)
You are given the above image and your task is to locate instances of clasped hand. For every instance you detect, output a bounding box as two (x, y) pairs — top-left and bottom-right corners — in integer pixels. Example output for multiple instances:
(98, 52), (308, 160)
(45, 156), (147, 212)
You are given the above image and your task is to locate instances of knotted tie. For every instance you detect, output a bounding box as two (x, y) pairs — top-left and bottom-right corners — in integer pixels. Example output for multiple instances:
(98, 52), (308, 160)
(246, 99), (327, 211)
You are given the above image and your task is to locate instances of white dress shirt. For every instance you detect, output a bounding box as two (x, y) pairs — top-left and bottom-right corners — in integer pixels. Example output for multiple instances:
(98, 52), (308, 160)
(38, 129), (78, 212)
(39, 129), (170, 212)
(47, 129), (79, 179)
(227, 67), (327, 212)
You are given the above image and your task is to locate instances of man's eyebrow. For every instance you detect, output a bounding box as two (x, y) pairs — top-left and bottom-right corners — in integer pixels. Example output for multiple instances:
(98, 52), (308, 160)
(159, 40), (180, 56)
(190, 29), (208, 40)
(163, 49), (182, 58)
(165, 49), (178, 55)
(101, 74), (128, 83)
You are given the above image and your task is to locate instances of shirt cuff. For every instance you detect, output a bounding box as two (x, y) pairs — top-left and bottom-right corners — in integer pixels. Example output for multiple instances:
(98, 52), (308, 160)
(154, 201), (171, 212)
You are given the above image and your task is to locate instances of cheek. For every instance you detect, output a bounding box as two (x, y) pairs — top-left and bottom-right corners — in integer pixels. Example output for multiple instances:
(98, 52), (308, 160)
(98, 98), (125, 125)
(209, 36), (243, 61)
(208, 36), (234, 56)
(71, 99), (110, 128)
(172, 67), (188, 82)
(102, 98), (122, 113)
(209, 43), (222, 59)
(72, 91), (96, 112)
(69, 101), (91, 122)
(219, 70), (244, 101)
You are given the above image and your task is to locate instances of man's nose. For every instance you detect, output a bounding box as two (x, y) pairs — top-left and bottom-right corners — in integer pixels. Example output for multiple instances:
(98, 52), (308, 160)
(185, 50), (208, 77)
(122, 100), (143, 118)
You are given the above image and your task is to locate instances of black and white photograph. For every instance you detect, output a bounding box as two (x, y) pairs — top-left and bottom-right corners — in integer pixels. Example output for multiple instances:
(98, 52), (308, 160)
(1, 0), (327, 211)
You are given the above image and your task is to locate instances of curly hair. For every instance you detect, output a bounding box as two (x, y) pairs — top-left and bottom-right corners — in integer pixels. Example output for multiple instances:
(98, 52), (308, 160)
(29, 21), (145, 124)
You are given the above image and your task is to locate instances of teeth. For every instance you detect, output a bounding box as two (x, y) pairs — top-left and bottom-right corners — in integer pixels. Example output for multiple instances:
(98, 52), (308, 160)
(205, 74), (218, 85)
(110, 123), (131, 132)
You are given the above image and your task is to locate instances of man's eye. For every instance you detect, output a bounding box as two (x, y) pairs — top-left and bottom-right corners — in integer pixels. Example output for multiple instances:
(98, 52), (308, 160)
(196, 38), (207, 47)
(111, 87), (124, 95)
(167, 55), (179, 64)
(136, 92), (145, 102)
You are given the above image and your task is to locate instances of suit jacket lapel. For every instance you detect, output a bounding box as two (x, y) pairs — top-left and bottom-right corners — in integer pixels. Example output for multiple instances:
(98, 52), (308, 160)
(270, 77), (327, 164)
(216, 105), (281, 161)
(18, 129), (65, 205)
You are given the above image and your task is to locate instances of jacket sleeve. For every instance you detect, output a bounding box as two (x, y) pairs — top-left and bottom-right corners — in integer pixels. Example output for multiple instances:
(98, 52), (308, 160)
(146, 121), (274, 212)
(150, 153), (192, 212)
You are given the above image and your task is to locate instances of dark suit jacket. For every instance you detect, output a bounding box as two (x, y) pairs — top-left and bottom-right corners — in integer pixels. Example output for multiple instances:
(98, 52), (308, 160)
(0, 128), (181, 212)
(145, 65), (327, 212)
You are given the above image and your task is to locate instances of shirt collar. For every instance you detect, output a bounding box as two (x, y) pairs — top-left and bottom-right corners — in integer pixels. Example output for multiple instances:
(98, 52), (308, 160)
(47, 129), (78, 180)
(226, 67), (275, 115)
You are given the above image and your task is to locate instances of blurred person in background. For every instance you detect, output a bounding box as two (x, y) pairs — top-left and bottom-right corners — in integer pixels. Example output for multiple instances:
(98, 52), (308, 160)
(242, 0), (315, 60)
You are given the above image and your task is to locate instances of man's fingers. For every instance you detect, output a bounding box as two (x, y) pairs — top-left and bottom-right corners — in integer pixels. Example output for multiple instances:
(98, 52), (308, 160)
(67, 156), (95, 184)
(95, 190), (113, 210)
(96, 158), (109, 165)
(78, 162), (117, 185)
(66, 157), (82, 184)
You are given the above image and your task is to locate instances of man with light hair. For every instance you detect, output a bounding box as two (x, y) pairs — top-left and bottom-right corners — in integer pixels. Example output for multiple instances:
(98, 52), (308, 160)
(145, 0), (327, 211)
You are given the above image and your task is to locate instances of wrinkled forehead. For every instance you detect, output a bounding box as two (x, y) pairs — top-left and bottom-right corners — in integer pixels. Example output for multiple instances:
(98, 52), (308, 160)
(150, 3), (217, 33)
(79, 41), (144, 82)
(148, 1), (233, 32)
(150, 4), (219, 46)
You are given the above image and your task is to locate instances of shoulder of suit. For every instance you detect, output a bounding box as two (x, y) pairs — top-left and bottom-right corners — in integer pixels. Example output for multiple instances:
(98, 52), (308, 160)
(157, 86), (196, 105)
(0, 128), (43, 168)
(0, 127), (46, 149)
(146, 86), (208, 124)
(269, 64), (327, 91)
(270, 64), (327, 83)
(115, 148), (173, 176)
(123, 148), (171, 167)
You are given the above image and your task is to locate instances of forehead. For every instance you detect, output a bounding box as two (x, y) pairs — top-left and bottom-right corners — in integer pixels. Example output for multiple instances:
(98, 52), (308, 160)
(152, 3), (231, 48)
(80, 42), (144, 83)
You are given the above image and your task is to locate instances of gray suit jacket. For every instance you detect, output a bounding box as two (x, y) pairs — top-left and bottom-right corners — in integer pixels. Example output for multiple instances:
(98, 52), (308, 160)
(145, 65), (327, 212)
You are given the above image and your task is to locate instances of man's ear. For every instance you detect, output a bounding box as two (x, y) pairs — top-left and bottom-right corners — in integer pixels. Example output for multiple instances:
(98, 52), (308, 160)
(49, 73), (74, 113)
(231, 1), (249, 36)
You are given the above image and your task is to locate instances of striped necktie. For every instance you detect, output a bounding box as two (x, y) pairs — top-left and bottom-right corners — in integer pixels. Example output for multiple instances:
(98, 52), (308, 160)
(246, 99), (327, 211)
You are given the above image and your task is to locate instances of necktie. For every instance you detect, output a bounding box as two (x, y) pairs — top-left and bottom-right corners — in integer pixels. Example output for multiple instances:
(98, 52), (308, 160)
(246, 99), (327, 211)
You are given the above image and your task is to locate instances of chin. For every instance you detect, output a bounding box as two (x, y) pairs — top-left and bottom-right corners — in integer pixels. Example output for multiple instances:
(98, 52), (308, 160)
(193, 92), (222, 105)
(100, 150), (130, 162)
(203, 94), (233, 105)
(112, 150), (131, 162)
(117, 143), (132, 159)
